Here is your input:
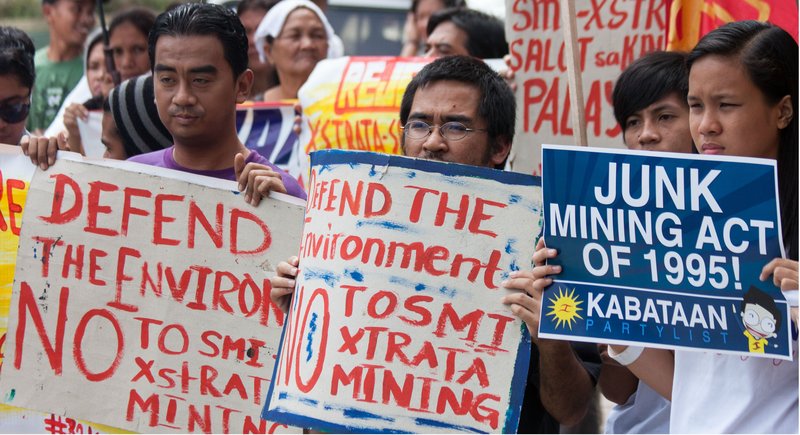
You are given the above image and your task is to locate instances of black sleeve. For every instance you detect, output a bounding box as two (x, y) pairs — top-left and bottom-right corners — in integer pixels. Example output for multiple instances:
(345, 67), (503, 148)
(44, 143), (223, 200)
(569, 341), (602, 383)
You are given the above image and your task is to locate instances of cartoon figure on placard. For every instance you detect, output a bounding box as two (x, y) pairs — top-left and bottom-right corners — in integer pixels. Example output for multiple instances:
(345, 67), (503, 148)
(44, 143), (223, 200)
(740, 286), (781, 353)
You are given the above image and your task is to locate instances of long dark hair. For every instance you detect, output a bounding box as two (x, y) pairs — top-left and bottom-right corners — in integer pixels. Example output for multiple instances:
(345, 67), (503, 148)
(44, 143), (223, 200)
(687, 21), (798, 260)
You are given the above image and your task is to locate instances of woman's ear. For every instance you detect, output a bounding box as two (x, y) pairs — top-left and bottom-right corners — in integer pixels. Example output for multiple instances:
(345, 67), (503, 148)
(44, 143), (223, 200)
(776, 95), (793, 130)
(263, 40), (275, 66)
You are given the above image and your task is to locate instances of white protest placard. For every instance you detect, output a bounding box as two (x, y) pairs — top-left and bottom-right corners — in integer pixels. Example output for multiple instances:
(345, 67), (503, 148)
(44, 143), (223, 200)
(505, 0), (668, 174)
(0, 145), (129, 434)
(0, 154), (305, 433)
(263, 150), (542, 433)
(76, 111), (105, 158)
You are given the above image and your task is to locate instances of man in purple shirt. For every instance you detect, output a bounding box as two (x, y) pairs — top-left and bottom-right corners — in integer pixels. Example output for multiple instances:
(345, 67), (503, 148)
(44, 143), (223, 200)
(23, 2), (305, 205)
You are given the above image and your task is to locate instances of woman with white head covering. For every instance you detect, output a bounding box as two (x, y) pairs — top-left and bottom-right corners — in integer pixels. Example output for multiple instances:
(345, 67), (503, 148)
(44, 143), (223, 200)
(254, 0), (343, 101)
(45, 28), (110, 154)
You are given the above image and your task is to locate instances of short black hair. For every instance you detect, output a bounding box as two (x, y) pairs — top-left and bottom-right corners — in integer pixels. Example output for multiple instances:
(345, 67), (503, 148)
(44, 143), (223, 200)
(237, 0), (279, 15)
(110, 7), (156, 41)
(741, 285), (782, 333)
(84, 94), (104, 111)
(149, 2), (249, 79)
(400, 55), (515, 166)
(612, 50), (688, 133)
(0, 26), (35, 90)
(427, 7), (508, 59)
(411, 0), (464, 13)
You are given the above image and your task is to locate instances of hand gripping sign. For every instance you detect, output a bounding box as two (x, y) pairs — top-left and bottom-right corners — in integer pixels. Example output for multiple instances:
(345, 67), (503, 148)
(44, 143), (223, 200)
(263, 150), (542, 433)
(539, 145), (792, 360)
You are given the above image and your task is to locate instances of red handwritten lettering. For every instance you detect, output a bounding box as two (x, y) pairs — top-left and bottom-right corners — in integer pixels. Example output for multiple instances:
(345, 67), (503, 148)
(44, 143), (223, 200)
(153, 194), (183, 246)
(229, 208), (271, 255)
(85, 180), (119, 236)
(15, 282), (68, 374)
(39, 173), (82, 225)
(5, 177), (25, 236)
(121, 187), (151, 236)
(73, 308), (123, 381)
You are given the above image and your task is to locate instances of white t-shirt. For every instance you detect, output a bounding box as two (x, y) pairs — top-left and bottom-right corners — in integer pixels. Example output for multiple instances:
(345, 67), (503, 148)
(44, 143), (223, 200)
(605, 380), (670, 434)
(671, 334), (798, 433)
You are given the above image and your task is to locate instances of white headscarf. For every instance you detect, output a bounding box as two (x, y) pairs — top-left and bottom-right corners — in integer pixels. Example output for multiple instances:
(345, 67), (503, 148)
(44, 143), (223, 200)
(254, 0), (344, 63)
(83, 27), (104, 72)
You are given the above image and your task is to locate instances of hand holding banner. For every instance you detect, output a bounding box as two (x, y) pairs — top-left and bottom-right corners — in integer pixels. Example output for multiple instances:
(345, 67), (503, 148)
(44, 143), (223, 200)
(539, 145), (791, 359)
(0, 154), (305, 433)
(263, 150), (543, 433)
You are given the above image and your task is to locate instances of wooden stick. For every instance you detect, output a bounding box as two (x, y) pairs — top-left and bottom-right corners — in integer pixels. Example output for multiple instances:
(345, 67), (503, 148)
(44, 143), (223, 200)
(560, 0), (588, 146)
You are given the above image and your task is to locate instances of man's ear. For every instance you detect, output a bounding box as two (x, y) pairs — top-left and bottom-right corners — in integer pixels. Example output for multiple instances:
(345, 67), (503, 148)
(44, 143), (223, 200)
(236, 69), (254, 104)
(42, 2), (55, 24)
(490, 136), (512, 168)
(776, 95), (793, 130)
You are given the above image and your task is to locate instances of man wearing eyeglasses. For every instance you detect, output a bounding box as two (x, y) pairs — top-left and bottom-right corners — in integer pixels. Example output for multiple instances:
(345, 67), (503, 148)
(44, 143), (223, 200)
(0, 27), (35, 146)
(399, 54), (511, 169)
(272, 55), (600, 433)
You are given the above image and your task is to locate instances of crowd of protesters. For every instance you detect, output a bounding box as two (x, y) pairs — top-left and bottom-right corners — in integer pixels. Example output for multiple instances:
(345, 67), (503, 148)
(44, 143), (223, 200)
(0, 0), (797, 433)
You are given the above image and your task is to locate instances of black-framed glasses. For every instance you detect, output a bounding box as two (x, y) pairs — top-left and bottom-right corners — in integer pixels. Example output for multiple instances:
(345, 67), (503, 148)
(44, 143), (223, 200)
(401, 120), (487, 141)
(0, 100), (30, 124)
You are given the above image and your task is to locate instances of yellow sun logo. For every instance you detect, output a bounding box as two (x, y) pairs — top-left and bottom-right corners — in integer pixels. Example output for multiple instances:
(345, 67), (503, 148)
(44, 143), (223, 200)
(546, 287), (583, 330)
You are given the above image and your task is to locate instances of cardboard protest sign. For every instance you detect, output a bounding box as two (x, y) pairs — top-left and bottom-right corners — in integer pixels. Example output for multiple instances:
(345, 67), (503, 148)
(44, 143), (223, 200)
(0, 153), (306, 433)
(0, 145), (34, 327)
(263, 150), (542, 433)
(0, 409), (125, 434)
(504, 0), (668, 174)
(539, 145), (791, 359)
(297, 57), (428, 156)
(237, 102), (297, 170)
(292, 56), (430, 186)
(0, 146), (130, 434)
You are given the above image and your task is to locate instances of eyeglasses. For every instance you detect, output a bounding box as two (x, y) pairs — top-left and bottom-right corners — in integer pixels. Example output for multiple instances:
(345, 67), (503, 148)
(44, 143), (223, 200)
(0, 100), (30, 124)
(744, 309), (776, 333)
(401, 120), (487, 141)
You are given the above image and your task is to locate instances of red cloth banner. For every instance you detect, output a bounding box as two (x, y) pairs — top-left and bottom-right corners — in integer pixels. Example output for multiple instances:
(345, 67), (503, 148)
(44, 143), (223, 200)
(667, 0), (798, 51)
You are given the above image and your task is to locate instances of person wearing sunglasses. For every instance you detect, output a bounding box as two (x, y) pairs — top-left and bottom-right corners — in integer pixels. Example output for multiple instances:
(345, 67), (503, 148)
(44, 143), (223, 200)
(0, 26), (35, 146)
